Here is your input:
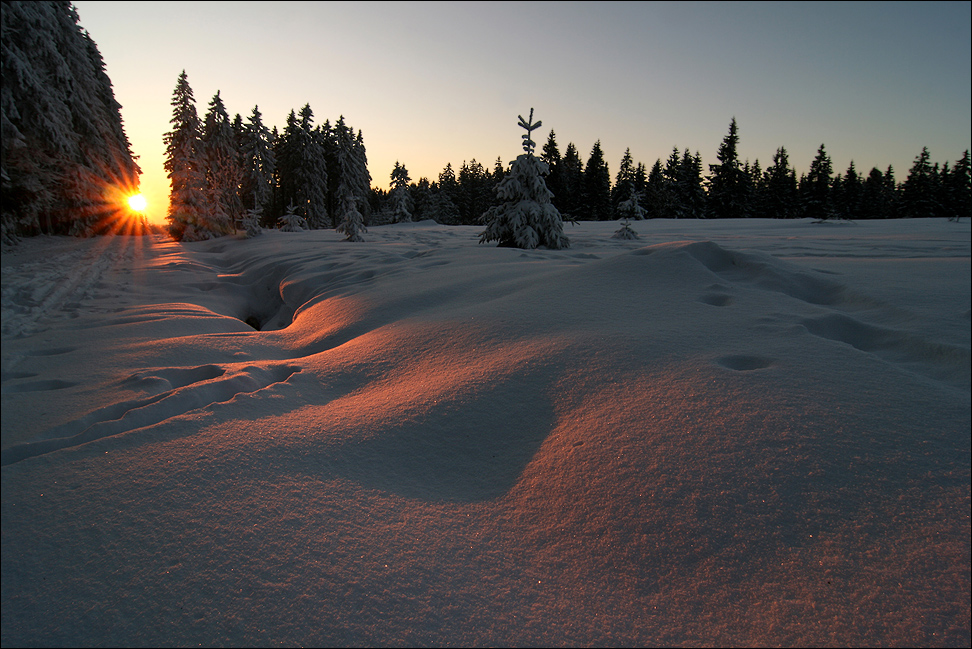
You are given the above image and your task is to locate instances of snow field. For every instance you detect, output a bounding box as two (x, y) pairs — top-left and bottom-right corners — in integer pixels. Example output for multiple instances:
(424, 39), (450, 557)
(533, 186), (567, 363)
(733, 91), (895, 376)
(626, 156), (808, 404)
(2, 218), (969, 646)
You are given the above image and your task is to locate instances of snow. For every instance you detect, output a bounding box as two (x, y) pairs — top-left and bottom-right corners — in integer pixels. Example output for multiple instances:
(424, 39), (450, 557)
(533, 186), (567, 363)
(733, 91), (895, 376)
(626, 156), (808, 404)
(2, 218), (969, 646)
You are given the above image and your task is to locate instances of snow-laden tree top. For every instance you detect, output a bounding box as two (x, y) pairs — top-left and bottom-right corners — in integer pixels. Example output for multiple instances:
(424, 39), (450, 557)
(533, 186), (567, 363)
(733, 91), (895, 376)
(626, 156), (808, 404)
(518, 108), (542, 156)
(480, 108), (568, 249)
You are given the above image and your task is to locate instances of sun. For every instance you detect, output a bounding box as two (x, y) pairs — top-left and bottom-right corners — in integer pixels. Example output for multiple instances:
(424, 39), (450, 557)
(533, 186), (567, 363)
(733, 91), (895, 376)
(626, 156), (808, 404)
(127, 193), (147, 213)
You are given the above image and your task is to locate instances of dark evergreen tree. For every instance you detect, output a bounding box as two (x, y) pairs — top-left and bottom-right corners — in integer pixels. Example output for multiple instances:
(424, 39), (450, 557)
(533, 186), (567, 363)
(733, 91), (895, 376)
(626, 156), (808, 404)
(559, 142), (584, 219)
(706, 117), (750, 219)
(660, 147), (682, 218)
(428, 163), (460, 224)
(884, 165), (899, 216)
(678, 150), (706, 219)
(944, 150), (970, 221)
(643, 159), (668, 219)
(458, 159), (490, 225)
(612, 147), (636, 216)
(633, 162), (648, 199)
(489, 157), (507, 208)
(410, 177), (432, 221)
(583, 140), (612, 220)
(834, 161), (863, 220)
(803, 144), (835, 220)
(762, 147), (799, 219)
(745, 159), (760, 218)
(540, 130), (564, 212)
(900, 147), (940, 218)
(860, 167), (888, 219)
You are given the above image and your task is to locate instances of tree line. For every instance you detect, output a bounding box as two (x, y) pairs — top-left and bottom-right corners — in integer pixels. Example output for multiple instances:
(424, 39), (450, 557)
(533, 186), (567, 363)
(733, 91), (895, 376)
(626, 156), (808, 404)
(164, 71), (370, 241)
(378, 117), (969, 227)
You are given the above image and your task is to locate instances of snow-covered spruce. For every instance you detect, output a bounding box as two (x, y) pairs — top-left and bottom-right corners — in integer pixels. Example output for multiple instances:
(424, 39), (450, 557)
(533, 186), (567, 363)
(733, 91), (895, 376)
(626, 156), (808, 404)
(334, 116), (369, 241)
(616, 180), (646, 221)
(278, 202), (306, 232)
(480, 109), (569, 249)
(242, 208), (263, 238)
(388, 161), (413, 223)
(612, 219), (639, 239)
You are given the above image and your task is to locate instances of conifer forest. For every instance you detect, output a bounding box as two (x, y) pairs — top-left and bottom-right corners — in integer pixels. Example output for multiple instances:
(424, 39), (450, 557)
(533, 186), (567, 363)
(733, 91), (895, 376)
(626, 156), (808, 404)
(2, 1), (969, 246)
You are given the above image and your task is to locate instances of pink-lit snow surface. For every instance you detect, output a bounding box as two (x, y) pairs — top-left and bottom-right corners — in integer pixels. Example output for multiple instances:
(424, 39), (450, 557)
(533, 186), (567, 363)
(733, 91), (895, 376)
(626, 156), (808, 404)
(2, 218), (969, 647)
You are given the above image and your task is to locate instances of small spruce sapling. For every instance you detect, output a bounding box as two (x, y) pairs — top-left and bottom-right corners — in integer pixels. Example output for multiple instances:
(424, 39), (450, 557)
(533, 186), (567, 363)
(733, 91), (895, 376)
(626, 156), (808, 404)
(242, 208), (263, 238)
(480, 109), (569, 249)
(278, 201), (306, 232)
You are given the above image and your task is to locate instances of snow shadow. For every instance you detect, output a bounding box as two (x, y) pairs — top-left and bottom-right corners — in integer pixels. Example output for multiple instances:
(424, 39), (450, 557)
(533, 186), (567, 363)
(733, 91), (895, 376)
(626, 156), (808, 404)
(297, 378), (557, 503)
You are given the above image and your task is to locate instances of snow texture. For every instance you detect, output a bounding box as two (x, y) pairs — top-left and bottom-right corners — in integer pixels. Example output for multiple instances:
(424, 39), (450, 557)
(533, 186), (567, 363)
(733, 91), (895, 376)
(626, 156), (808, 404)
(2, 218), (970, 647)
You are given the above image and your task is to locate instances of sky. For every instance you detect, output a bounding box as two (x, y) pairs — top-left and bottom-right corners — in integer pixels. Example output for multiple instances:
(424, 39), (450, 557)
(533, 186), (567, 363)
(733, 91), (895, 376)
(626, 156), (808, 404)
(71, 1), (972, 225)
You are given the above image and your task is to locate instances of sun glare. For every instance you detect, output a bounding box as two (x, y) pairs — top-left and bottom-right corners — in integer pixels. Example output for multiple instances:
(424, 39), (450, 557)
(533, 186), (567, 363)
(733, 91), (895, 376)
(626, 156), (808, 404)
(127, 193), (147, 212)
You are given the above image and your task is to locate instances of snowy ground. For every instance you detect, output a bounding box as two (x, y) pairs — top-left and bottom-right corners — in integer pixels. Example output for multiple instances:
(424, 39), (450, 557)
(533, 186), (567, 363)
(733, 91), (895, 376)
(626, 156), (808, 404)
(2, 218), (969, 647)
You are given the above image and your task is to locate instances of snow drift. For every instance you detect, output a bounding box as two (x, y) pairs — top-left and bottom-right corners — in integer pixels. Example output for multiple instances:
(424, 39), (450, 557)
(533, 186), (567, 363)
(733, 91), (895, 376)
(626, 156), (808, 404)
(2, 218), (969, 646)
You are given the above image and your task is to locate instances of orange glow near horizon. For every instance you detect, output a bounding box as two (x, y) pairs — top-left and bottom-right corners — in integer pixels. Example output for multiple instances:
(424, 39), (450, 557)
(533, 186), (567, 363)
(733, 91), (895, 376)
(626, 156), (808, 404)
(74, 165), (155, 235)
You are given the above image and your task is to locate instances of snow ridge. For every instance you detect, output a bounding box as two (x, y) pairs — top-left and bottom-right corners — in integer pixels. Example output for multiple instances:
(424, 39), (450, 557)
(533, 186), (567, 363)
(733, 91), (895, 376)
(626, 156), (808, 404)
(1, 363), (299, 466)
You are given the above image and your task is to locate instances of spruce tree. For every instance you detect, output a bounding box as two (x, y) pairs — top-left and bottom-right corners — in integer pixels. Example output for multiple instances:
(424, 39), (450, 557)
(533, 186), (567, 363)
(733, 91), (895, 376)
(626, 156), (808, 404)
(835, 161), (863, 220)
(706, 117), (750, 219)
(662, 147), (682, 218)
(410, 177), (432, 221)
(480, 108), (568, 249)
(643, 159), (668, 219)
(163, 71), (210, 240)
(458, 159), (490, 225)
(945, 150), (970, 221)
(489, 157), (507, 208)
(900, 147), (937, 218)
(612, 148), (636, 216)
(275, 110), (301, 221)
(333, 116), (368, 241)
(764, 147), (798, 219)
(679, 150), (706, 219)
(202, 91), (243, 232)
(559, 143), (584, 220)
(237, 105), (275, 218)
(583, 140), (612, 220)
(802, 144), (835, 220)
(278, 201), (306, 231)
(615, 179), (646, 222)
(540, 130), (564, 211)
(296, 105), (329, 229)
(429, 163), (461, 224)
(388, 161), (412, 223)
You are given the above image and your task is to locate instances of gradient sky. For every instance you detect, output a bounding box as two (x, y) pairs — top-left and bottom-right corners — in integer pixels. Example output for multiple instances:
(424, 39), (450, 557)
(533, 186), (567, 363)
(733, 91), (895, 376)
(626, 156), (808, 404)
(72, 1), (971, 225)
